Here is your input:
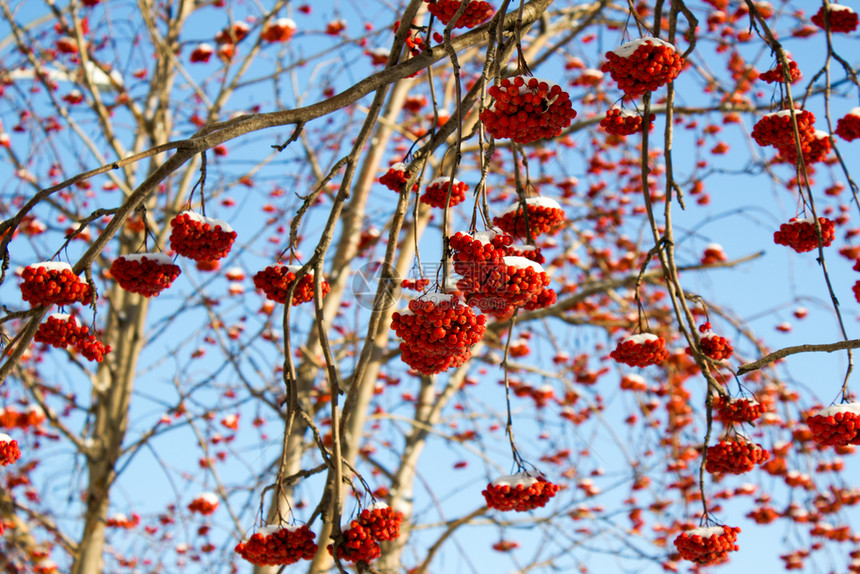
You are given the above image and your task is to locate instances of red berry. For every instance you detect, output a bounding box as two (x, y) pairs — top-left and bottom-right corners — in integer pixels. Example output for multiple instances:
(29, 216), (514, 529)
(601, 38), (686, 98)
(610, 334), (670, 367)
(759, 59), (802, 84)
(713, 396), (765, 424)
(20, 262), (93, 307)
(420, 177), (469, 208)
(705, 439), (770, 474)
(253, 265), (330, 306)
(424, 0), (494, 29)
(480, 76), (577, 144)
(110, 253), (181, 297)
(261, 18), (296, 43)
(169, 211), (237, 262)
(234, 524), (318, 566)
(674, 526), (741, 565)
(493, 197), (566, 239)
(811, 4), (858, 33)
(357, 503), (403, 542)
(599, 108), (654, 136)
(773, 217), (835, 253)
(751, 109), (816, 149)
(0, 433), (21, 466)
(686, 331), (733, 360)
(806, 404), (860, 446)
(327, 522), (381, 563)
(836, 108), (860, 142)
(482, 472), (560, 512)
(187, 492), (219, 515)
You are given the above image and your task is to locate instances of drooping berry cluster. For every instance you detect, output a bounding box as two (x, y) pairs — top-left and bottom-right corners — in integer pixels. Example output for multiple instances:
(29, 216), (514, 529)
(705, 439), (770, 474)
(76, 335), (111, 363)
(0, 405), (45, 429)
(773, 217), (835, 253)
(379, 163), (415, 192)
(261, 18), (296, 43)
(424, 0), (494, 29)
(34, 314), (111, 362)
(20, 262), (92, 307)
(482, 472), (561, 512)
(105, 513), (140, 529)
(751, 109), (816, 149)
(420, 177), (469, 208)
(600, 108), (654, 136)
(700, 243), (727, 265)
(778, 129), (831, 165)
(686, 331), (734, 361)
(110, 253), (181, 297)
(610, 334), (670, 367)
(493, 197), (566, 239)
(357, 503), (403, 542)
(714, 397), (765, 424)
(329, 522), (381, 563)
(480, 76), (577, 144)
(390, 293), (487, 375)
(601, 38), (686, 98)
(253, 265), (330, 306)
(674, 526), (741, 565)
(188, 492), (219, 515)
(806, 404), (860, 446)
(234, 525), (318, 566)
(836, 108), (860, 142)
(0, 433), (21, 466)
(169, 211), (237, 262)
(759, 59), (802, 84)
(811, 4), (858, 33)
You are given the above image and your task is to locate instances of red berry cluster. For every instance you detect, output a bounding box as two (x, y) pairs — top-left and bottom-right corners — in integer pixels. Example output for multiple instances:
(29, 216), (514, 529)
(234, 525), (318, 566)
(261, 18), (296, 43)
(811, 4), (859, 33)
(169, 211), (237, 262)
(751, 109), (816, 148)
(619, 373), (648, 392)
(76, 335), (111, 363)
(34, 314), (111, 362)
(110, 253), (181, 298)
(773, 217), (835, 253)
(700, 243), (727, 265)
(714, 397), (765, 424)
(507, 244), (545, 264)
(806, 404), (860, 446)
(106, 513), (140, 529)
(215, 21), (250, 44)
(610, 334), (670, 367)
(0, 433), (21, 466)
(390, 293), (487, 375)
(493, 197), (566, 239)
(686, 332), (734, 360)
(0, 406), (45, 429)
(329, 522), (381, 563)
(401, 278), (430, 292)
(600, 108), (654, 136)
(379, 163), (416, 192)
(357, 503), (403, 542)
(705, 439), (770, 474)
(759, 59), (802, 84)
(420, 178), (469, 208)
(482, 472), (561, 512)
(253, 265), (330, 306)
(674, 526), (741, 565)
(480, 76), (577, 144)
(836, 109), (860, 142)
(778, 129), (831, 165)
(601, 38), (686, 98)
(424, 0), (494, 29)
(20, 262), (92, 307)
(187, 492), (219, 515)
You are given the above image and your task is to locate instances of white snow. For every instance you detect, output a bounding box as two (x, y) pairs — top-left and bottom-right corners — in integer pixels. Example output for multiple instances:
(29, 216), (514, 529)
(829, 4), (854, 12)
(684, 526), (725, 538)
(472, 229), (504, 245)
(503, 256), (545, 273)
(110, 513), (128, 522)
(848, 107), (860, 117)
(197, 492), (219, 505)
(623, 373), (646, 384)
(48, 313), (75, 323)
(500, 197), (562, 216)
(29, 261), (72, 272)
(0, 433), (11, 443)
(705, 243), (725, 252)
(491, 471), (540, 488)
(389, 162), (407, 172)
(611, 37), (677, 59)
(610, 107), (640, 118)
(421, 292), (456, 305)
(623, 333), (659, 344)
(771, 109), (803, 119)
(815, 402), (860, 418)
(179, 210), (234, 233)
(429, 177), (461, 188)
(367, 501), (389, 511)
(813, 129), (829, 139)
(119, 253), (175, 266)
(23, 405), (43, 416)
(274, 17), (297, 28)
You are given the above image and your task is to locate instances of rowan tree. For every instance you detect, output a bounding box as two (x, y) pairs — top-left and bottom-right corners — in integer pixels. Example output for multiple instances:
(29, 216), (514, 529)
(1, 1), (860, 573)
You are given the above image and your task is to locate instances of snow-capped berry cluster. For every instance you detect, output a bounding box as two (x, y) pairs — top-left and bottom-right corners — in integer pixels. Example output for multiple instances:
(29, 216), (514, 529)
(493, 197), (566, 239)
(169, 211), (236, 262)
(686, 331), (734, 361)
(773, 217), (835, 253)
(420, 178), (469, 208)
(700, 243), (727, 265)
(751, 109), (816, 149)
(480, 76), (577, 144)
(253, 265), (330, 306)
(705, 439), (770, 475)
(329, 522), (381, 563)
(20, 262), (92, 307)
(811, 4), (858, 33)
(759, 59), (802, 84)
(390, 293), (486, 375)
(0, 433), (21, 466)
(778, 129), (831, 165)
(34, 314), (111, 362)
(105, 513), (140, 529)
(619, 373), (648, 392)
(379, 163), (415, 192)
(0, 405), (45, 429)
(714, 396), (765, 424)
(674, 526), (741, 565)
(357, 503), (403, 542)
(188, 492), (219, 516)
(424, 0), (494, 29)
(599, 108), (654, 136)
(610, 334), (670, 367)
(110, 253), (181, 297)
(601, 38), (685, 98)
(836, 108), (860, 142)
(806, 404), (860, 446)
(261, 18), (297, 43)
(482, 472), (561, 512)
(234, 525), (318, 566)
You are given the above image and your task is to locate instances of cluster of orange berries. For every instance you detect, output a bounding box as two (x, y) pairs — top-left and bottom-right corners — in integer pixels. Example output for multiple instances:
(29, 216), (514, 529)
(34, 314), (111, 363)
(600, 108), (654, 136)
(0, 406), (45, 429)
(420, 178), (469, 208)
(773, 217), (835, 253)
(234, 525), (318, 566)
(493, 197), (566, 239)
(328, 504), (403, 564)
(20, 263), (92, 307)
(0, 433), (21, 466)
(610, 334), (670, 367)
(169, 211), (237, 262)
(253, 265), (330, 306)
(390, 294), (486, 375)
(778, 130), (831, 165)
(105, 513), (140, 529)
(811, 4), (858, 33)
(806, 404), (860, 446)
(356, 504), (403, 542)
(424, 0), (494, 29)
(261, 18), (297, 43)
(759, 59), (802, 84)
(674, 526), (741, 565)
(686, 323), (734, 360)
(752, 109), (828, 164)
(482, 472), (560, 512)
(714, 397), (765, 424)
(187, 492), (219, 516)
(110, 254), (181, 298)
(705, 439), (770, 475)
(601, 38), (685, 98)
(379, 163), (416, 192)
(836, 109), (860, 142)
(480, 76), (577, 144)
